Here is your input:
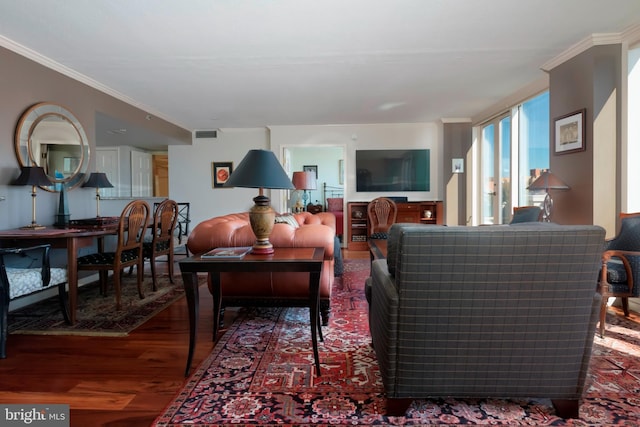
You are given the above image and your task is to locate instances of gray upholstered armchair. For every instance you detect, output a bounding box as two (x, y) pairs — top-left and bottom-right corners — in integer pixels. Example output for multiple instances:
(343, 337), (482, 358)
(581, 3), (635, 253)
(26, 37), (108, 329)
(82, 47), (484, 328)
(369, 223), (605, 419)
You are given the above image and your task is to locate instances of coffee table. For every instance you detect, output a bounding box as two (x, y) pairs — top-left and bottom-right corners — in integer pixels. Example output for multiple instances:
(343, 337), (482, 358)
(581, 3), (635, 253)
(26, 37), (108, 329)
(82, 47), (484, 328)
(179, 247), (325, 376)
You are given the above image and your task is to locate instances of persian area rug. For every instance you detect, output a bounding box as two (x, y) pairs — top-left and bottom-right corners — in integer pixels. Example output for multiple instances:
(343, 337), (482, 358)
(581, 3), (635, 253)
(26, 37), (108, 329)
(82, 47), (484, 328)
(8, 271), (185, 336)
(154, 258), (640, 426)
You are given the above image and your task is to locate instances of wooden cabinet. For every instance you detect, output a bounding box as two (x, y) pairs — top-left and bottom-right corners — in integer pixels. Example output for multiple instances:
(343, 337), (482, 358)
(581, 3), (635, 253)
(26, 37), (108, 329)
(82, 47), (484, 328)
(347, 203), (369, 250)
(347, 200), (443, 250)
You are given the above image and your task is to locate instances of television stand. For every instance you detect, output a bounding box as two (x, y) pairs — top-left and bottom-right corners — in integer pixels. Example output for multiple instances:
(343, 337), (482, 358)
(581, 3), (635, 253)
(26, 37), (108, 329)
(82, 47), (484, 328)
(346, 200), (443, 251)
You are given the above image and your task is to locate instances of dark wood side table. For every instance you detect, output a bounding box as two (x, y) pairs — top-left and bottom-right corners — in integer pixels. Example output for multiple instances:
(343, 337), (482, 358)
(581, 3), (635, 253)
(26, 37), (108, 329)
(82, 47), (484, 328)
(179, 247), (325, 377)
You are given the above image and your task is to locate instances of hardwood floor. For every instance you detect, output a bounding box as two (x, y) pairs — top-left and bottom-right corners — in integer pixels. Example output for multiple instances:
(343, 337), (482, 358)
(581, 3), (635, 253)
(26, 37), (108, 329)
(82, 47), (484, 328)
(0, 249), (367, 427)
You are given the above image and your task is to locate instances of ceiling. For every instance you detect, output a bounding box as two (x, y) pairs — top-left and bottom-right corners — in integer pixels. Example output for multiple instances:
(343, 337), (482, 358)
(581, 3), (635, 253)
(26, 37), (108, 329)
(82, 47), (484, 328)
(1, 0), (639, 149)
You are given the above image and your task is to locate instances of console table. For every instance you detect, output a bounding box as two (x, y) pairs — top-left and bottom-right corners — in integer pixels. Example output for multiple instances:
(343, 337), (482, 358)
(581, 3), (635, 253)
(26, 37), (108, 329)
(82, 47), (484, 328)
(178, 247), (325, 377)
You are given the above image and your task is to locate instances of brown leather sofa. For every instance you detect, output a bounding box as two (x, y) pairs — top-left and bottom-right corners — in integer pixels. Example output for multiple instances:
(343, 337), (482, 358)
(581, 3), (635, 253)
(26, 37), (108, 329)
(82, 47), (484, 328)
(187, 212), (337, 324)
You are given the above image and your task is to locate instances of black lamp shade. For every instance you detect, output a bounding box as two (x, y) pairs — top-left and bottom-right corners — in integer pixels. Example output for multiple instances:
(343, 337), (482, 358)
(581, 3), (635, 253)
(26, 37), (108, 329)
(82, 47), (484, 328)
(224, 149), (294, 190)
(82, 172), (114, 188)
(13, 166), (51, 186)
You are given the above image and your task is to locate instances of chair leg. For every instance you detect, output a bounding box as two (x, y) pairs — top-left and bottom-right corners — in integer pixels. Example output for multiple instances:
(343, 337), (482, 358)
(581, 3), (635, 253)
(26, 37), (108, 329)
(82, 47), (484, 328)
(113, 269), (122, 310)
(136, 260), (145, 299)
(622, 297), (630, 316)
(168, 252), (175, 284)
(551, 399), (579, 419)
(99, 271), (108, 296)
(385, 398), (413, 416)
(1, 287), (8, 359)
(599, 298), (607, 338)
(149, 256), (158, 291)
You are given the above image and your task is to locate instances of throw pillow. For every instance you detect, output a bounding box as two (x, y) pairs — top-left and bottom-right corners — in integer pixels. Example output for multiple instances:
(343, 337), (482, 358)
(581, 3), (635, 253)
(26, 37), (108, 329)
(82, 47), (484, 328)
(274, 214), (299, 228)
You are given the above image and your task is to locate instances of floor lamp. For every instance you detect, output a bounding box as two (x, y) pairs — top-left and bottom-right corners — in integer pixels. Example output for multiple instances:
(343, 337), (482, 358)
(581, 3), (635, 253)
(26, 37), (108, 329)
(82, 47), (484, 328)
(527, 170), (569, 222)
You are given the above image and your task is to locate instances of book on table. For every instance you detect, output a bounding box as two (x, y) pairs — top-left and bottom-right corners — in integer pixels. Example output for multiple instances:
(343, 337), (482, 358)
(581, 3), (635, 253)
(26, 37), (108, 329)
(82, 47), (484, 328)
(201, 246), (252, 259)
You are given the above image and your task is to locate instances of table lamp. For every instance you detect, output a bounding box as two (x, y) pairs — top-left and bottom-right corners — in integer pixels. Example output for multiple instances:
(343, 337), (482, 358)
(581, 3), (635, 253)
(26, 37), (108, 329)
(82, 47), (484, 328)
(527, 170), (569, 222)
(13, 166), (52, 229)
(224, 149), (295, 254)
(292, 171), (317, 212)
(82, 172), (114, 217)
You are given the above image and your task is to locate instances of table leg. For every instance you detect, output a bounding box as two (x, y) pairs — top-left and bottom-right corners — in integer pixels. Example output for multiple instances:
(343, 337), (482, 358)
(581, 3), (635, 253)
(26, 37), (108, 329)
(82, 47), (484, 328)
(182, 271), (199, 377)
(211, 272), (222, 342)
(66, 237), (78, 325)
(309, 270), (322, 375)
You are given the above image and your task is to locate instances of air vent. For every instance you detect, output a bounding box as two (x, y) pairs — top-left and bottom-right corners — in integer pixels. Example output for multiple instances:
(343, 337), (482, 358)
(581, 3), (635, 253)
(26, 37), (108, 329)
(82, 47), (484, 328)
(195, 130), (218, 139)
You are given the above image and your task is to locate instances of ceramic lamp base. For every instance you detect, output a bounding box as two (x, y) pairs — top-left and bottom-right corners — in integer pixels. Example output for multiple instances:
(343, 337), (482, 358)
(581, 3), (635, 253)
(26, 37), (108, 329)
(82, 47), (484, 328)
(248, 194), (276, 255)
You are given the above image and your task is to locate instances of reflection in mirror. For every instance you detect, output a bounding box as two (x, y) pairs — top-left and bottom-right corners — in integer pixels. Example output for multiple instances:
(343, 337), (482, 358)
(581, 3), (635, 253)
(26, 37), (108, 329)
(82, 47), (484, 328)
(14, 103), (90, 192)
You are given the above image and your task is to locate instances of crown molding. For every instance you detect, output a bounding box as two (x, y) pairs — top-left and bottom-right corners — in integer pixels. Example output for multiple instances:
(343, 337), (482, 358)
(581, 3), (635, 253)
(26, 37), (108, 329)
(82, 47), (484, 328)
(0, 35), (189, 130)
(541, 24), (640, 72)
(622, 23), (640, 46)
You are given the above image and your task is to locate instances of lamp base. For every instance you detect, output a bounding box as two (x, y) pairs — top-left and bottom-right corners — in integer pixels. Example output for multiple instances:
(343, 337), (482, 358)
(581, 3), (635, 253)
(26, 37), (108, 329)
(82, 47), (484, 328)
(248, 194), (276, 255)
(55, 214), (70, 227)
(21, 224), (46, 230)
(542, 192), (553, 222)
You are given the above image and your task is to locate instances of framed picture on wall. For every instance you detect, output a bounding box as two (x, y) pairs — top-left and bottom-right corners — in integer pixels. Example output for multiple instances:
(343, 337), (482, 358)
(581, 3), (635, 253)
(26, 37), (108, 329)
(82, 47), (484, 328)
(303, 165), (318, 179)
(554, 109), (585, 155)
(212, 162), (233, 188)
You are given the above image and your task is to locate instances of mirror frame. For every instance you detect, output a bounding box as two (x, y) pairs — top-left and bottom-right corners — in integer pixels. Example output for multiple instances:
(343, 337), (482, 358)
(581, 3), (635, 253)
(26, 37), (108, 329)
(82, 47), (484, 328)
(14, 102), (90, 192)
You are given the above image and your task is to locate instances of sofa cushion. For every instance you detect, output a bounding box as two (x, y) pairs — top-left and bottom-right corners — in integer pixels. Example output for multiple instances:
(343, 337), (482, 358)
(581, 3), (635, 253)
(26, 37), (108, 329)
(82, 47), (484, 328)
(7, 267), (67, 299)
(274, 214), (299, 228)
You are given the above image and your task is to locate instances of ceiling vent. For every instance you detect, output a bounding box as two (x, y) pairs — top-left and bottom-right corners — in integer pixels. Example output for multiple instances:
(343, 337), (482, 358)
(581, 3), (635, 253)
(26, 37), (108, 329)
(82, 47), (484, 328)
(195, 130), (218, 139)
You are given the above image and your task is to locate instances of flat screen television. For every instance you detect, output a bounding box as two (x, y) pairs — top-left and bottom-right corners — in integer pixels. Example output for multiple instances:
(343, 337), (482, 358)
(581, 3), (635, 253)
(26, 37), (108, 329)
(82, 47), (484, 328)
(356, 149), (430, 192)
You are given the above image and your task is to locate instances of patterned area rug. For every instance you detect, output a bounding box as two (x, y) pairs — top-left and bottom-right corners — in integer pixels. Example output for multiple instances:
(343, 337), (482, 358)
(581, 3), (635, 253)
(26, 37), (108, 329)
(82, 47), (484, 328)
(154, 258), (640, 426)
(8, 271), (185, 336)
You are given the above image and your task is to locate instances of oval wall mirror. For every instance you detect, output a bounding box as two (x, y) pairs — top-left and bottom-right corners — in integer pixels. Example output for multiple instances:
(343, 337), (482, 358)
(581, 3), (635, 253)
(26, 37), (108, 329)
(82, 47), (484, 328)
(14, 102), (90, 192)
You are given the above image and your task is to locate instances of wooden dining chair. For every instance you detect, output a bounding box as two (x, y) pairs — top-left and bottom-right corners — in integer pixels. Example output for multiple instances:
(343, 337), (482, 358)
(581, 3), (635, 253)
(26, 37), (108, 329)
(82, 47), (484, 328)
(367, 197), (398, 239)
(77, 199), (151, 309)
(143, 199), (178, 290)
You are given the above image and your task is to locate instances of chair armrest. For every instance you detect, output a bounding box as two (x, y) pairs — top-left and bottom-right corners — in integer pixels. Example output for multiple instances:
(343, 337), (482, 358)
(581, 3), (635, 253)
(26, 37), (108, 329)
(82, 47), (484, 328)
(369, 259), (400, 390)
(602, 249), (640, 295)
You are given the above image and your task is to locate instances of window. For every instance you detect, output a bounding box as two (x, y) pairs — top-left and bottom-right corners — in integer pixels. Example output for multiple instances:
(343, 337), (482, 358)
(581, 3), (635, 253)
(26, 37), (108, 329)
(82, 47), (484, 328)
(478, 91), (549, 224)
(518, 92), (550, 207)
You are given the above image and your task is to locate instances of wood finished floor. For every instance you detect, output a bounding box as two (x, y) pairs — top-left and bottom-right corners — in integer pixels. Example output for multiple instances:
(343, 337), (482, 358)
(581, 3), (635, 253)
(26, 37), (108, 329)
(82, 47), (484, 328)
(0, 249), (368, 427)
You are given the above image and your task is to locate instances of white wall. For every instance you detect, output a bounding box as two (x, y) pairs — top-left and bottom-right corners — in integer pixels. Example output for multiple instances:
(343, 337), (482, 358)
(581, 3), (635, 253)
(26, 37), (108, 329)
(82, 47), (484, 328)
(168, 122), (443, 230)
(270, 123), (443, 211)
(169, 128), (269, 228)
